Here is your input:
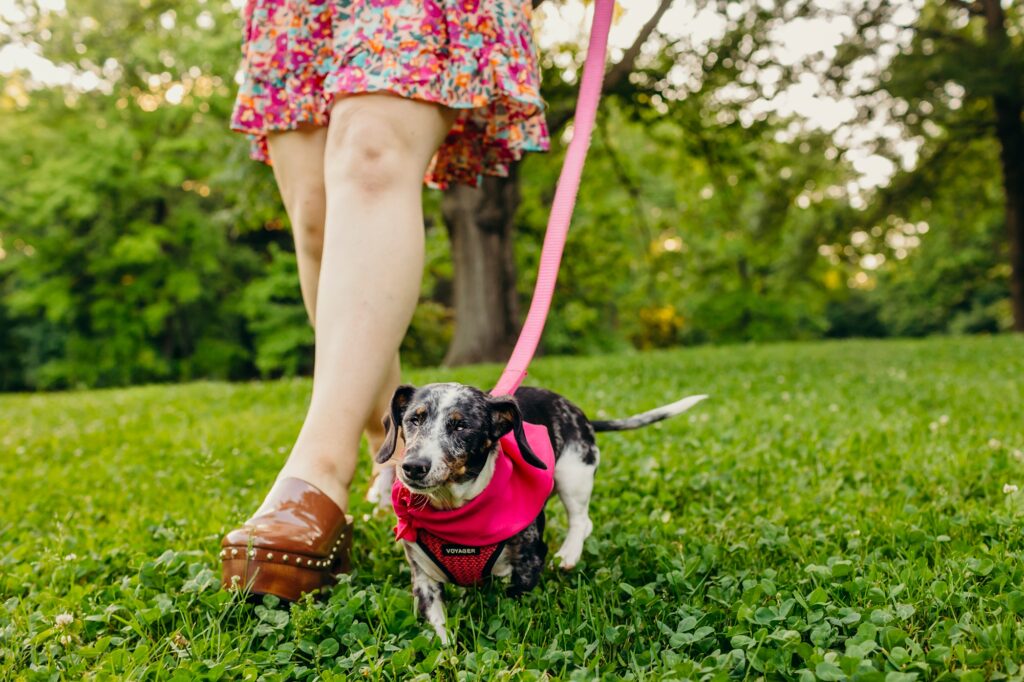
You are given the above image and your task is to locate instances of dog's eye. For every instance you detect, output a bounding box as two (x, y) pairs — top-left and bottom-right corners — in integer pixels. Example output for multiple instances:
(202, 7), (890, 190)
(408, 412), (425, 426)
(450, 420), (465, 432)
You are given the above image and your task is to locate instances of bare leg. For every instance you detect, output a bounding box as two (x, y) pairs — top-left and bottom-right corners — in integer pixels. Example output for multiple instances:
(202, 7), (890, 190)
(266, 94), (456, 511)
(266, 129), (406, 501)
(365, 354), (399, 507)
(267, 125), (328, 325)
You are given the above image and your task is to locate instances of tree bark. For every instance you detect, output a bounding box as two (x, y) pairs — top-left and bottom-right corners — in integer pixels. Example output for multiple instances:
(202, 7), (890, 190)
(994, 97), (1024, 331)
(441, 168), (522, 365)
(981, 0), (1024, 330)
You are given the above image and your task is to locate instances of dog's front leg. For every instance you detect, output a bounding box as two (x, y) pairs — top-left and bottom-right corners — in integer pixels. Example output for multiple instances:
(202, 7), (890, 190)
(403, 544), (449, 645)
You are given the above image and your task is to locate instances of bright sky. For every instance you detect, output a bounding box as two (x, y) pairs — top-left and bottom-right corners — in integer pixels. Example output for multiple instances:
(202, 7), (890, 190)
(0, 0), (920, 189)
(536, 0), (923, 191)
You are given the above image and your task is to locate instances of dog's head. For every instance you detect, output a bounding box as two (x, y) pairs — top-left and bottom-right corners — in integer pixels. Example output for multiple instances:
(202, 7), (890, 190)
(376, 383), (546, 500)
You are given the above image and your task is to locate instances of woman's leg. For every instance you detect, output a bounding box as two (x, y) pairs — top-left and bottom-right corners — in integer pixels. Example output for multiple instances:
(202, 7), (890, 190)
(266, 128), (400, 456)
(268, 94), (456, 511)
(266, 125), (328, 325)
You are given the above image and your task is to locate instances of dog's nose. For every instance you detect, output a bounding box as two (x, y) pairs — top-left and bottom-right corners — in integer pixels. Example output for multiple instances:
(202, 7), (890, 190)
(402, 459), (430, 481)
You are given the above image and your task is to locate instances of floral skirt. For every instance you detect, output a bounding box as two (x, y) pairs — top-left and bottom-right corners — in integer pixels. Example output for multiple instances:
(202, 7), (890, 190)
(229, 0), (550, 189)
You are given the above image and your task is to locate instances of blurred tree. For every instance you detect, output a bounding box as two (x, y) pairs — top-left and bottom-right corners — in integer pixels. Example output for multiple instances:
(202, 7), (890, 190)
(0, 0), (281, 388)
(833, 0), (1023, 330)
(441, 0), (674, 365)
(442, 0), (878, 363)
(520, 0), (862, 350)
(0, 0), (1014, 391)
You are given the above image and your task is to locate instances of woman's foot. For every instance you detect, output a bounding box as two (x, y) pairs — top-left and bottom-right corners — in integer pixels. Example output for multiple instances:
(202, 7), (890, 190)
(259, 458), (350, 517)
(221, 477), (354, 601)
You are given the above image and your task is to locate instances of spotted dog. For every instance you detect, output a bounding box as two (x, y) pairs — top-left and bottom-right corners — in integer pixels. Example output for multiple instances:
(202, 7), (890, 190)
(375, 382), (706, 644)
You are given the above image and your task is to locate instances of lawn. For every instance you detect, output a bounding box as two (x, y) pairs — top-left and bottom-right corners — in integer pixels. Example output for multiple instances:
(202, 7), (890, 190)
(2, 336), (1023, 680)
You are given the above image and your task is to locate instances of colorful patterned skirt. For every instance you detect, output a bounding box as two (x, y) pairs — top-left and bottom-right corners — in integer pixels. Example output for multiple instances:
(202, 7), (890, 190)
(229, 0), (550, 189)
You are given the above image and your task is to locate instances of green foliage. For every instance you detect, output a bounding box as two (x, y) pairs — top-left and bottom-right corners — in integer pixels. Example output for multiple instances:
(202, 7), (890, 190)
(239, 244), (314, 378)
(875, 138), (1014, 336)
(400, 211), (457, 368)
(2, 337), (1024, 678)
(827, 0), (1023, 336)
(1, 0), (1019, 391)
(0, 87), (262, 388)
(519, 102), (855, 352)
(0, 0), (272, 389)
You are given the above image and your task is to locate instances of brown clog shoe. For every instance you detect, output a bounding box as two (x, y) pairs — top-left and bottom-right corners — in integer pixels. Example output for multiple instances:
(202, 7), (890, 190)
(220, 477), (354, 602)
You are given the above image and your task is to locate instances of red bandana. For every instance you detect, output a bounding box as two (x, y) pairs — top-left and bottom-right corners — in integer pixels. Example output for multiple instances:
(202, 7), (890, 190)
(392, 422), (556, 547)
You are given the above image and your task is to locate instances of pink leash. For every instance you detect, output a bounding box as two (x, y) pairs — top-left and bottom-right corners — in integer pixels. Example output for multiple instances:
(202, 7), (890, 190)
(492, 0), (616, 397)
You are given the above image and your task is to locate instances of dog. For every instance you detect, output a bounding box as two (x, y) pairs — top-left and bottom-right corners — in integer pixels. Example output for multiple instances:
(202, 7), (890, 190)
(374, 382), (706, 644)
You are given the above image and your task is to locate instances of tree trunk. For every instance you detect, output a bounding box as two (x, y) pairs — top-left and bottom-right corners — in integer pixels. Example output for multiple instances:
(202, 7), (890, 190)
(994, 97), (1024, 331)
(441, 167), (522, 365)
(981, 0), (1024, 331)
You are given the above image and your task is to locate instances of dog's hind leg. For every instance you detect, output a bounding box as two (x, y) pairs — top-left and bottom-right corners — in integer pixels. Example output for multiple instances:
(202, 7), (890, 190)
(554, 443), (597, 569)
(404, 545), (449, 645)
(507, 515), (548, 597)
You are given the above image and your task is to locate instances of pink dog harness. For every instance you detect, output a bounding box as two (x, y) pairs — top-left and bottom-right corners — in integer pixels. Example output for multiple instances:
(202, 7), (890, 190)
(392, 422), (556, 586)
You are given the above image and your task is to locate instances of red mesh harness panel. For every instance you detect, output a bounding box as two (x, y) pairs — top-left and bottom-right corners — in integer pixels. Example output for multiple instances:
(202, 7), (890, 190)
(416, 530), (507, 587)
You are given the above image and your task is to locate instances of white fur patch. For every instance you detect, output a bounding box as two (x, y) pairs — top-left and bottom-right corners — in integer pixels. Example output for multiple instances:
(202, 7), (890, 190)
(659, 394), (708, 418)
(490, 547), (512, 578)
(553, 443), (597, 569)
(404, 540), (448, 584)
(404, 541), (450, 644)
(446, 447), (497, 507)
(366, 466), (395, 510)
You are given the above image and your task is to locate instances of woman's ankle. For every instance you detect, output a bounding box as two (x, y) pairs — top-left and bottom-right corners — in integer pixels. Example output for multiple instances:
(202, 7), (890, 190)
(272, 457), (353, 513)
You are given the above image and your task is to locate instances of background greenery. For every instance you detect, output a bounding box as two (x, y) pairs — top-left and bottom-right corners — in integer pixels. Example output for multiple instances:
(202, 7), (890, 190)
(0, 0), (1020, 392)
(3, 4), (1022, 679)
(2, 336), (1023, 679)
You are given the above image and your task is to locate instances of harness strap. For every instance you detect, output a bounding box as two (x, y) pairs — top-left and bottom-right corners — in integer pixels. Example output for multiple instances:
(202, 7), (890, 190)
(492, 0), (616, 397)
(417, 531), (507, 587)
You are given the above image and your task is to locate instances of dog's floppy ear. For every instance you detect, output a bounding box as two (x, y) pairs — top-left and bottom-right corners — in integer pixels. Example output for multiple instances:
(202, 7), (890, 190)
(376, 384), (416, 464)
(488, 395), (546, 469)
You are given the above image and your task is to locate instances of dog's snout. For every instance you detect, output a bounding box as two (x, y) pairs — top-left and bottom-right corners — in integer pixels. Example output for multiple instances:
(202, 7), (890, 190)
(402, 459), (431, 481)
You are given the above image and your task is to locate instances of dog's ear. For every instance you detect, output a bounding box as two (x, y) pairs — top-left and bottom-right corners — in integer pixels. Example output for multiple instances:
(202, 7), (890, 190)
(488, 395), (546, 469)
(376, 385), (416, 464)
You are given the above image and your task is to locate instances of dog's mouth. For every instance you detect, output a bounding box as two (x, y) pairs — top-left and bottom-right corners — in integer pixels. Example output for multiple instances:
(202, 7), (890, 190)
(396, 473), (441, 494)
(398, 478), (430, 493)
(397, 474), (459, 508)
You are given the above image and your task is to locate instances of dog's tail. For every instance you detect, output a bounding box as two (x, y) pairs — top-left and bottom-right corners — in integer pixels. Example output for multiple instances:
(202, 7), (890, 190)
(590, 394), (707, 432)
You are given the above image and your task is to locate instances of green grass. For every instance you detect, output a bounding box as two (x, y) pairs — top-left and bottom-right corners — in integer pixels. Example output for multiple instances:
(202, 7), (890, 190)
(2, 336), (1024, 680)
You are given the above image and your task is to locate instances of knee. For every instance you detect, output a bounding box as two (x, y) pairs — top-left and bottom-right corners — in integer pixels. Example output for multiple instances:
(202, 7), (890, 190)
(324, 103), (418, 194)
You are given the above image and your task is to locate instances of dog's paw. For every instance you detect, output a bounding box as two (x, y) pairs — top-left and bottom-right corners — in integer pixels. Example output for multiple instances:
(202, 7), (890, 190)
(555, 519), (592, 569)
(373, 493), (394, 513)
(554, 539), (585, 569)
(554, 548), (581, 570)
(433, 624), (451, 646)
(365, 468), (395, 512)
